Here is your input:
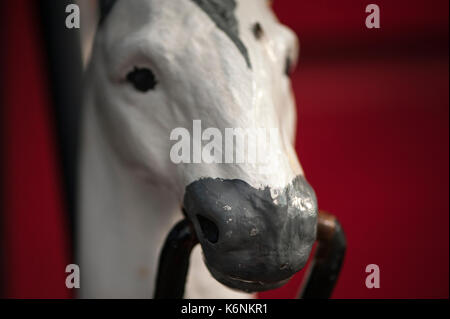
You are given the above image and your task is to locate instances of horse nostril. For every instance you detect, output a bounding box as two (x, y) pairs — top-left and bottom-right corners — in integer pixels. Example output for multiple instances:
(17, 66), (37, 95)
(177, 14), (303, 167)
(196, 215), (219, 244)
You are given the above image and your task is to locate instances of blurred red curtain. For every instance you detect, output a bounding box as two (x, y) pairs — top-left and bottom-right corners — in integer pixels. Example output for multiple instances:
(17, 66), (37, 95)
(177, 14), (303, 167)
(0, 0), (71, 298)
(0, 0), (448, 299)
(260, 0), (449, 299)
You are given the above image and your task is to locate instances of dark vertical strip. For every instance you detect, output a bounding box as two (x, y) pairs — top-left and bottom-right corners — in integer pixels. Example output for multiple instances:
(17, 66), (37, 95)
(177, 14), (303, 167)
(37, 0), (83, 257)
(0, 0), (5, 299)
(99, 0), (117, 25)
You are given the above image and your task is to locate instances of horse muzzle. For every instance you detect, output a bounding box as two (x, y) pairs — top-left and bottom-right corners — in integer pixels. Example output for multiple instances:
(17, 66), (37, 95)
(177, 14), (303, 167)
(183, 175), (318, 292)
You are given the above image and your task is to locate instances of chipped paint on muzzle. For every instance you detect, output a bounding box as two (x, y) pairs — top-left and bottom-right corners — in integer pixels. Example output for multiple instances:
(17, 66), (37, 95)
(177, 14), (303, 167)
(183, 175), (318, 292)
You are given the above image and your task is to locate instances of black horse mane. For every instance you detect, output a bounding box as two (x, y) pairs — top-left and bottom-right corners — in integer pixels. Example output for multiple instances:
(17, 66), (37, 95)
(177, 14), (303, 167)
(99, 0), (117, 25)
(98, 0), (251, 68)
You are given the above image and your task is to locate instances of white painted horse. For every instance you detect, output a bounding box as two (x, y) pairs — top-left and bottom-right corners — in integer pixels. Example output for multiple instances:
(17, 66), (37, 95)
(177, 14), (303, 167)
(78, 0), (318, 298)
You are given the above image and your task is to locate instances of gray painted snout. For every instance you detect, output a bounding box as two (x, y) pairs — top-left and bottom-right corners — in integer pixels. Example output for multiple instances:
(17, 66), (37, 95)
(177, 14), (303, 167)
(183, 175), (318, 292)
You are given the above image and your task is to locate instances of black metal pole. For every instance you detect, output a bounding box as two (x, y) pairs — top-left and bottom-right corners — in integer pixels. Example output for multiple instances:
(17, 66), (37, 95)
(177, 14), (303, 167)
(299, 212), (347, 299)
(154, 219), (199, 299)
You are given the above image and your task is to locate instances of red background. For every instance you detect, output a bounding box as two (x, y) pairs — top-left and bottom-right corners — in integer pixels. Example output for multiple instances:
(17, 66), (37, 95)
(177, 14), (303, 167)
(1, 0), (448, 298)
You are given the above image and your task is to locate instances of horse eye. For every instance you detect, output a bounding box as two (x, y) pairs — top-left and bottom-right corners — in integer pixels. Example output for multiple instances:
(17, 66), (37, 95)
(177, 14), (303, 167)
(284, 56), (293, 77)
(252, 22), (264, 40)
(126, 67), (157, 92)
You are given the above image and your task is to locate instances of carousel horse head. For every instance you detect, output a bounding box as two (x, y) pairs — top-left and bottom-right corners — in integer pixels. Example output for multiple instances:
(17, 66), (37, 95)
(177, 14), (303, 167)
(89, 0), (317, 292)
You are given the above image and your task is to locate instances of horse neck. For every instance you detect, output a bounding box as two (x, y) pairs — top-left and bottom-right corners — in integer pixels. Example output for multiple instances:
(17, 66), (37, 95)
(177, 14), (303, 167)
(78, 98), (181, 298)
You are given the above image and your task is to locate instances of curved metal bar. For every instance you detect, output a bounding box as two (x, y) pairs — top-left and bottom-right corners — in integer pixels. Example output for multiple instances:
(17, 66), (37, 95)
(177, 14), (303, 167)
(154, 211), (346, 299)
(153, 218), (199, 299)
(298, 211), (347, 299)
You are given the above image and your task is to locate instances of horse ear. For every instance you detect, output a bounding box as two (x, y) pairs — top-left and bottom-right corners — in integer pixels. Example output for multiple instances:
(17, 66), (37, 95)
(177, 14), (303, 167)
(99, 0), (117, 25)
